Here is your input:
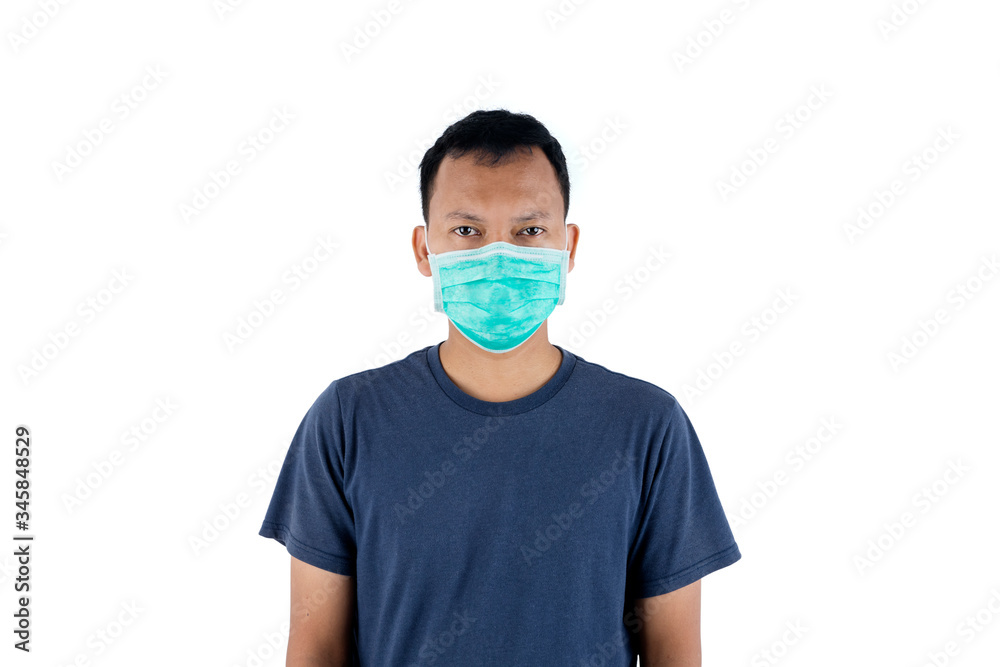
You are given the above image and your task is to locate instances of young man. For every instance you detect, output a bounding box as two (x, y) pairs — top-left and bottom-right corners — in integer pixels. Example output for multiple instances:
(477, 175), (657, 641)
(259, 109), (741, 667)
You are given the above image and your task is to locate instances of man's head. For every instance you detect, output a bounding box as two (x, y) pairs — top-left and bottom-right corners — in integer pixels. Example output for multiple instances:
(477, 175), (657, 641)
(418, 109), (571, 226)
(415, 109), (577, 270)
(413, 109), (579, 354)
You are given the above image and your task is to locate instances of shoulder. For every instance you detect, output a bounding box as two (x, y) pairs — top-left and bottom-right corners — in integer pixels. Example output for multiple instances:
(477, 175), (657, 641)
(320, 345), (433, 405)
(570, 352), (684, 418)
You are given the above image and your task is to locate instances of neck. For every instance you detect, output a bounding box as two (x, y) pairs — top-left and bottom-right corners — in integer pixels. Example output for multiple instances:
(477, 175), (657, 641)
(438, 324), (563, 403)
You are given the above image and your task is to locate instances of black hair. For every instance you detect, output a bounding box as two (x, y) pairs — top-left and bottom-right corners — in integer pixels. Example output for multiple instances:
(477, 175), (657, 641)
(418, 109), (570, 226)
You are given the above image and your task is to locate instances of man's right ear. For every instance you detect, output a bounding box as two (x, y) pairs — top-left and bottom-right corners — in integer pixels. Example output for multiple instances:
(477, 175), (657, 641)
(413, 225), (433, 278)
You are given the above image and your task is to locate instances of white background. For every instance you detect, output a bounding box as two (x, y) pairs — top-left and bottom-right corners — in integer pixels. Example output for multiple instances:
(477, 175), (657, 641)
(2, 0), (999, 665)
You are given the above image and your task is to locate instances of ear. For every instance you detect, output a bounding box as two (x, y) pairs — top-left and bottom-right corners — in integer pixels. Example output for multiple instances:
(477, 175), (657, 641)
(413, 225), (433, 278)
(566, 223), (580, 273)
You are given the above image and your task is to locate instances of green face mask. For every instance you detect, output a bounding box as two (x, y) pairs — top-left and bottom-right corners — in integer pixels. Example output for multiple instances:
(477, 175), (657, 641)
(425, 229), (569, 354)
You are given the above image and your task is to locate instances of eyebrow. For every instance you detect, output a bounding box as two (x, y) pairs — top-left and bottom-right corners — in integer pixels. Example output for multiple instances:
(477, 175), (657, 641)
(444, 209), (551, 223)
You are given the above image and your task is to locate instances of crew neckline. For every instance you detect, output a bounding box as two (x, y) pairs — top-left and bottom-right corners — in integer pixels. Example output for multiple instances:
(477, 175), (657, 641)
(426, 341), (577, 416)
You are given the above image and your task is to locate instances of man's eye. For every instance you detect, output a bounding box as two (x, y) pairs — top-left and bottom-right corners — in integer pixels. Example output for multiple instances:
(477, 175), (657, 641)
(456, 226), (477, 236)
(522, 227), (542, 236)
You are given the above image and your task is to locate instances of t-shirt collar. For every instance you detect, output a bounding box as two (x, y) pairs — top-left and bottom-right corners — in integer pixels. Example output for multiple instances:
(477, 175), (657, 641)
(426, 341), (576, 416)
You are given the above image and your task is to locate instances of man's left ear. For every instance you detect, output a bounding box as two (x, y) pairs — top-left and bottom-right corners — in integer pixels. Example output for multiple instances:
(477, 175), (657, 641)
(566, 223), (578, 271)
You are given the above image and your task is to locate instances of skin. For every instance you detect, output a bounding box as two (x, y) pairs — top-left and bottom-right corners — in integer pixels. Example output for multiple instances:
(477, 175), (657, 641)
(287, 556), (355, 667)
(631, 579), (702, 666)
(413, 146), (703, 665)
(412, 146), (580, 402)
(287, 145), (702, 666)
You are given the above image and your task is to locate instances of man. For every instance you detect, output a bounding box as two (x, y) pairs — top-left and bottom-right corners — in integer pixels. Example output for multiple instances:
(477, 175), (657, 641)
(258, 109), (741, 666)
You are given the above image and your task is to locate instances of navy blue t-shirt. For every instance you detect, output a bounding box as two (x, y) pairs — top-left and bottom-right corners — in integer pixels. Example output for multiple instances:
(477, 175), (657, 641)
(259, 342), (740, 666)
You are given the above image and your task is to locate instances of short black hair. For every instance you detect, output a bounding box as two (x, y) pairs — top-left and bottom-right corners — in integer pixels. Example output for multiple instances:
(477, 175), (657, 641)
(418, 109), (570, 226)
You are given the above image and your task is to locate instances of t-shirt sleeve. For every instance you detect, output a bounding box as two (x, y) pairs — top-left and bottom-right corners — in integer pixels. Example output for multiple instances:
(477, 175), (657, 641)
(626, 398), (741, 599)
(258, 380), (356, 576)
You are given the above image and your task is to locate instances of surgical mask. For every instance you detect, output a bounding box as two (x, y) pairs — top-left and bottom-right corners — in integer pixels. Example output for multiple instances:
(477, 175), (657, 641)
(425, 229), (569, 354)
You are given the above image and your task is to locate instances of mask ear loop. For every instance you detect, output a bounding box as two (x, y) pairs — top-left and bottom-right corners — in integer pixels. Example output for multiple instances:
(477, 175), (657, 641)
(555, 223), (569, 306)
(425, 225), (446, 313)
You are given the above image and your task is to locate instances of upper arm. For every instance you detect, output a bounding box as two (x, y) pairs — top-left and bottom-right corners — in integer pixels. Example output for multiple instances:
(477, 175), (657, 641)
(633, 578), (701, 667)
(288, 555), (356, 667)
(625, 397), (740, 601)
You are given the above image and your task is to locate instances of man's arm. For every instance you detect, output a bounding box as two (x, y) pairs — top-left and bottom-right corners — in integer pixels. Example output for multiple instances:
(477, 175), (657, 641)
(288, 555), (356, 667)
(633, 579), (702, 667)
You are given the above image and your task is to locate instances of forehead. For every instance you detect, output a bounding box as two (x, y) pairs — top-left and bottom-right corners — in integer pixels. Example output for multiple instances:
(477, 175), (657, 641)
(431, 148), (562, 217)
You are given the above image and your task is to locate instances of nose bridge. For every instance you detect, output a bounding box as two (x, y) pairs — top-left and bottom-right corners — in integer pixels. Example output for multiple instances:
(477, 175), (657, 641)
(481, 226), (512, 246)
